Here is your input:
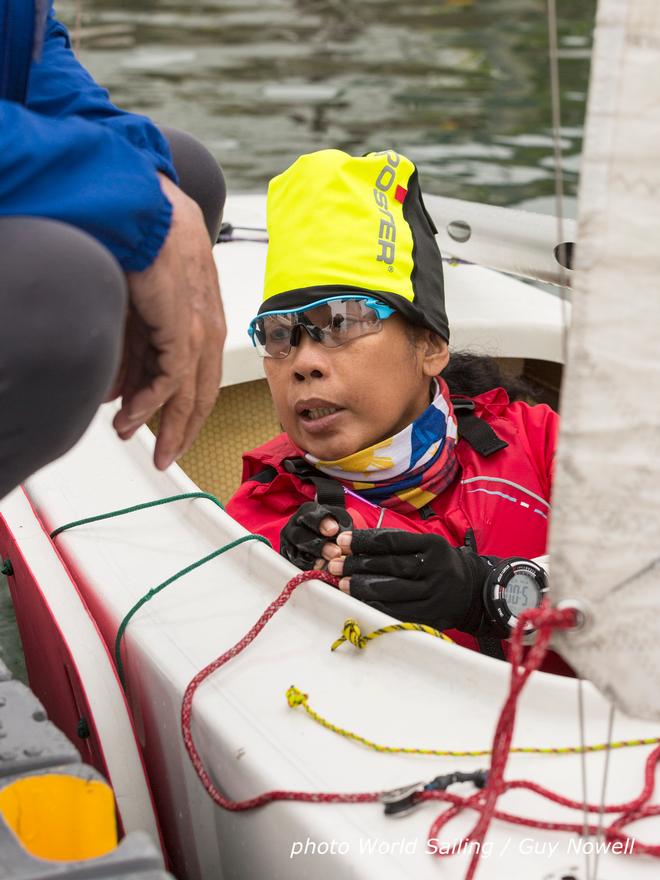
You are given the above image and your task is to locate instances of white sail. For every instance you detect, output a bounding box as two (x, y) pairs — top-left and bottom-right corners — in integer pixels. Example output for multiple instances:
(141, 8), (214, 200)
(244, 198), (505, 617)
(550, 0), (660, 720)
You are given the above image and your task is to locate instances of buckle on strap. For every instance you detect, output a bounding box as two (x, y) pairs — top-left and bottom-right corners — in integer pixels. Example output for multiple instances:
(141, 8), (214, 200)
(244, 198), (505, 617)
(283, 458), (312, 476)
(450, 396), (475, 413)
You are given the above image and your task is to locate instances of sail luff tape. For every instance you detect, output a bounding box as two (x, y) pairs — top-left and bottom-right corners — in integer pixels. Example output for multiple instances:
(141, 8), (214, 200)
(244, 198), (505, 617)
(426, 194), (576, 287)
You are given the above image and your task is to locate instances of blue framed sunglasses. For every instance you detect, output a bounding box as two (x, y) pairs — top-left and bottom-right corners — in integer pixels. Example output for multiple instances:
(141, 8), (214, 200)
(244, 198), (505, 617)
(248, 295), (396, 359)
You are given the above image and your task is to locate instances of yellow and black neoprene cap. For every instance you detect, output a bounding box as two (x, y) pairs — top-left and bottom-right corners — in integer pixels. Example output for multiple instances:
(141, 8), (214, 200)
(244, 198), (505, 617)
(260, 148), (449, 341)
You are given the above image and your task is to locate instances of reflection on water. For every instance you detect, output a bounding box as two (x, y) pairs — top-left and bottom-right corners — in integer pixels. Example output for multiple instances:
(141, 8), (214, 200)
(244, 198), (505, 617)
(57, 0), (596, 210)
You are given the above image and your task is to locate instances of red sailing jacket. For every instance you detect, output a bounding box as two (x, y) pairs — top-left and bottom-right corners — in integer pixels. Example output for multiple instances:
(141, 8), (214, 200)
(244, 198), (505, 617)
(227, 388), (572, 675)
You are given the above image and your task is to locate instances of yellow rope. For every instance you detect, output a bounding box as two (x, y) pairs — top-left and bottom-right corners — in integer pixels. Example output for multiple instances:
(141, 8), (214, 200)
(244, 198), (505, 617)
(286, 685), (660, 757)
(330, 617), (454, 651)
(284, 618), (660, 758)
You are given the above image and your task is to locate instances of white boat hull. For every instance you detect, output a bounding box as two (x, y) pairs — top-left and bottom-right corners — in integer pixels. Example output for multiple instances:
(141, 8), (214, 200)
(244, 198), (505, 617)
(2, 194), (658, 879)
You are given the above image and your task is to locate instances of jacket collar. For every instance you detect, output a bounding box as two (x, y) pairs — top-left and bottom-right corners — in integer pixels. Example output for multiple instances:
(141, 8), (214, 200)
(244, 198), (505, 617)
(242, 387), (512, 480)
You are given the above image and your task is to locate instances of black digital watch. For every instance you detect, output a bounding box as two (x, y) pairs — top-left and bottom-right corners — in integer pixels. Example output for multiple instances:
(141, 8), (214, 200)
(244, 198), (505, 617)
(482, 557), (548, 638)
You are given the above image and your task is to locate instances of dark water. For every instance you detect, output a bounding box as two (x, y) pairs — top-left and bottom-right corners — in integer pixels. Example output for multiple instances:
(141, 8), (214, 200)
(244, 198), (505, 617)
(1, 0), (596, 680)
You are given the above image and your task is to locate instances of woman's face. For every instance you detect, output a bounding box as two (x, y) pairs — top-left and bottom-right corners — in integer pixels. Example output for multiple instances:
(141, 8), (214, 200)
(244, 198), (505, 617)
(264, 315), (449, 460)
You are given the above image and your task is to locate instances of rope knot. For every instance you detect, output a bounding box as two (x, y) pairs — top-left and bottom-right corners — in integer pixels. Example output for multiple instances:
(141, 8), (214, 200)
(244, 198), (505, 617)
(331, 618), (367, 651)
(286, 685), (308, 708)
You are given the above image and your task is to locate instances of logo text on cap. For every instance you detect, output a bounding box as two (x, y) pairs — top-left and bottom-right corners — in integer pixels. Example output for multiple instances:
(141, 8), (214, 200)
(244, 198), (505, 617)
(373, 151), (400, 266)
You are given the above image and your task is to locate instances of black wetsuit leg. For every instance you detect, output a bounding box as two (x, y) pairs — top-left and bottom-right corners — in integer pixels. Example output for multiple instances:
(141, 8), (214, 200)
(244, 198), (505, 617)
(0, 217), (127, 499)
(160, 127), (227, 243)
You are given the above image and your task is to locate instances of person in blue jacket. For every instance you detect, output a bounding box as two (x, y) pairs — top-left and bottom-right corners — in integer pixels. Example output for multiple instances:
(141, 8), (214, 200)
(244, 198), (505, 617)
(0, 1), (227, 499)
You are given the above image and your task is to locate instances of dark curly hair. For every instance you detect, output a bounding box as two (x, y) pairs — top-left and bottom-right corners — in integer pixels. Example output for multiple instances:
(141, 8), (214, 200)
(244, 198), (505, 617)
(441, 351), (543, 403)
(404, 322), (550, 405)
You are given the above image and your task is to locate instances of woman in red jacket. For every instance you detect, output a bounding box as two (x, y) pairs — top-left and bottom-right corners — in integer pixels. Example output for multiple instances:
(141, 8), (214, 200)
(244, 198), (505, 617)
(227, 148), (565, 669)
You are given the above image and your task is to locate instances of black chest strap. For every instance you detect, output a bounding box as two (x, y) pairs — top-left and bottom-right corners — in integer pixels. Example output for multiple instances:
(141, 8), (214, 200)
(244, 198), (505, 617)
(249, 464), (278, 484)
(282, 457), (346, 508)
(452, 398), (508, 457)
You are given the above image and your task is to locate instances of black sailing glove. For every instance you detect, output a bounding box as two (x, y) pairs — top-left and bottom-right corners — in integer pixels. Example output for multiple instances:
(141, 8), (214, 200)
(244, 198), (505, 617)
(280, 502), (354, 570)
(341, 529), (496, 634)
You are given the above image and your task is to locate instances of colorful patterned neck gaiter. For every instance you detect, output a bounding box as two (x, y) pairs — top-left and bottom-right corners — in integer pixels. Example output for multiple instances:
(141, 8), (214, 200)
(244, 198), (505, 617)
(304, 378), (459, 514)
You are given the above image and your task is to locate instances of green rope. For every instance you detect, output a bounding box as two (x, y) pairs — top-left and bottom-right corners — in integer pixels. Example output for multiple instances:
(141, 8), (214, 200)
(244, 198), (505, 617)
(50, 492), (224, 538)
(48, 492), (272, 688)
(114, 532), (270, 687)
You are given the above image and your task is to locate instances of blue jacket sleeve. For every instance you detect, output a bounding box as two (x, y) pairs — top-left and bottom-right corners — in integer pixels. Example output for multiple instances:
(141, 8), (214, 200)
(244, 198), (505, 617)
(27, 11), (178, 183)
(0, 99), (172, 271)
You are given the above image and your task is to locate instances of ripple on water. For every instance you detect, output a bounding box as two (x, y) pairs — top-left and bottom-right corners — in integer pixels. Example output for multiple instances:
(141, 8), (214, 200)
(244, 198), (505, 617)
(55, 0), (596, 202)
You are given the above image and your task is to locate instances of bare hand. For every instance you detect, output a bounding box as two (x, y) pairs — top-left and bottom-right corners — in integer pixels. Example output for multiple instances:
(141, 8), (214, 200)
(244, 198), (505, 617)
(111, 173), (226, 469)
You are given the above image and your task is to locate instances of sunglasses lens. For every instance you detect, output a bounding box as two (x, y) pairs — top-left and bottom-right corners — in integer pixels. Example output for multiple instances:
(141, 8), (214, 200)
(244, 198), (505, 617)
(251, 298), (387, 357)
(252, 316), (294, 358)
(311, 299), (382, 347)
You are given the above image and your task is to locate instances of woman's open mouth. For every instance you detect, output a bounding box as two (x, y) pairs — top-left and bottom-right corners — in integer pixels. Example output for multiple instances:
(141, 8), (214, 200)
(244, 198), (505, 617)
(295, 399), (345, 432)
(301, 406), (339, 421)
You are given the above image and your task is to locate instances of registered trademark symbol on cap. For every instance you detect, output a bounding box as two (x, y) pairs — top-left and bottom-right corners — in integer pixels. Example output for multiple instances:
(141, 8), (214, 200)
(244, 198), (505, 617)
(388, 266), (394, 272)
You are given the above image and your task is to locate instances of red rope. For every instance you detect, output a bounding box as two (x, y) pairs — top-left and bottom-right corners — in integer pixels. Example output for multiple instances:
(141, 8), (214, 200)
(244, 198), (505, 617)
(181, 570), (381, 809)
(180, 575), (660, 874)
(428, 603), (660, 877)
(437, 604), (576, 878)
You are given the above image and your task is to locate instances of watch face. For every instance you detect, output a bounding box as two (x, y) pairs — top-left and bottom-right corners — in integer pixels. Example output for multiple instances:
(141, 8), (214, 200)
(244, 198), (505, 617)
(504, 571), (541, 617)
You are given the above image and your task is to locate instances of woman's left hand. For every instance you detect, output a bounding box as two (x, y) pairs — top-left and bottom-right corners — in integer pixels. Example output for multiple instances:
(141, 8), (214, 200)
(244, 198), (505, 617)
(326, 528), (492, 634)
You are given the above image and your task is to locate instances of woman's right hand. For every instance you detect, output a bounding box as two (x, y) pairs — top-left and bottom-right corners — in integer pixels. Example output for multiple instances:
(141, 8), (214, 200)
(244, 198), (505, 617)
(279, 502), (353, 570)
(326, 528), (489, 633)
